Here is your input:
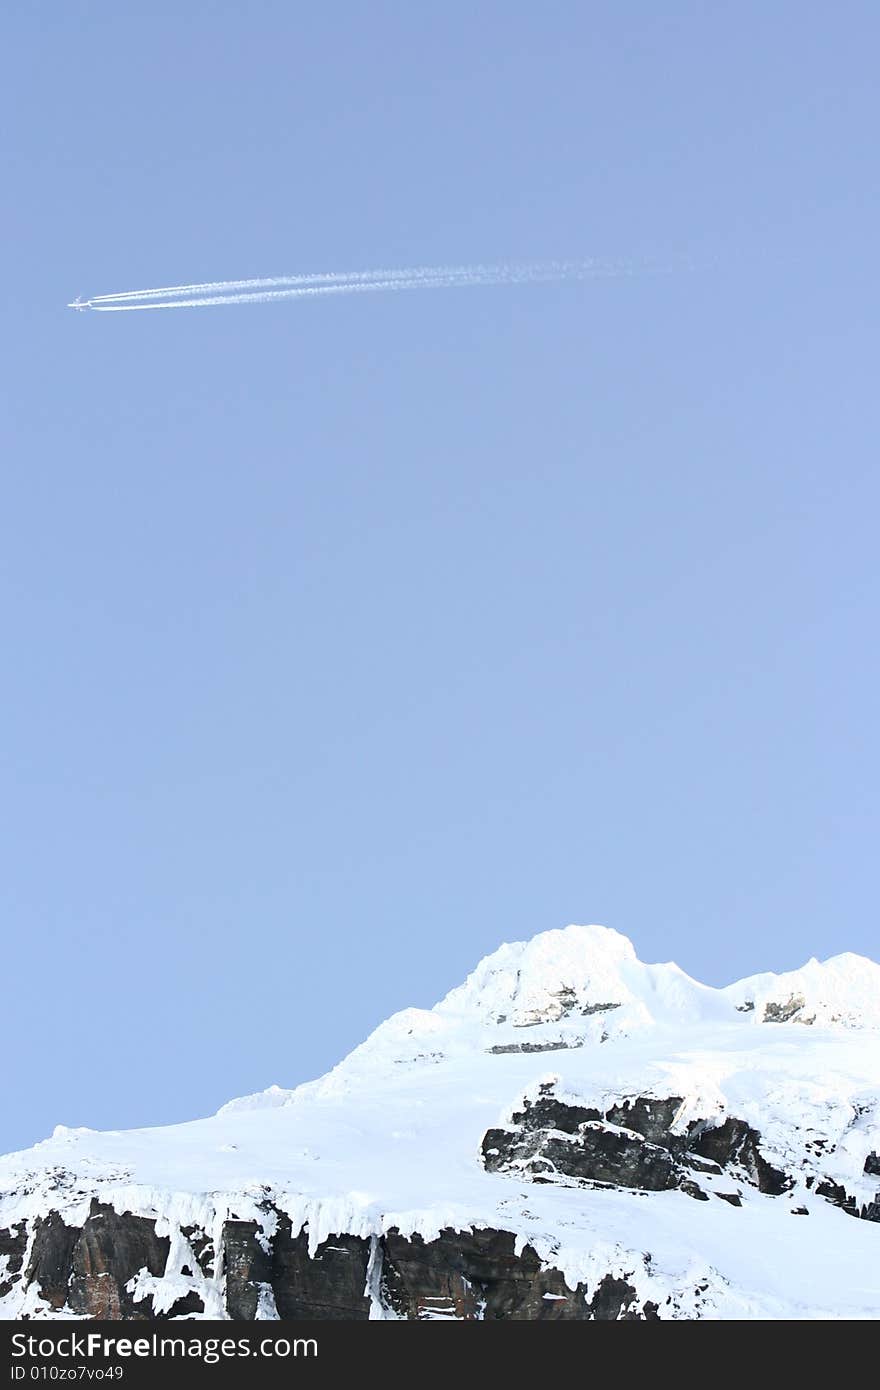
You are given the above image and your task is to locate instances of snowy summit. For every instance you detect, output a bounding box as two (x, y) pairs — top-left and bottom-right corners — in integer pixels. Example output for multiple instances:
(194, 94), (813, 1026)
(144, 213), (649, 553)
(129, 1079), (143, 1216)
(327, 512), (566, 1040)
(2, 925), (879, 1320)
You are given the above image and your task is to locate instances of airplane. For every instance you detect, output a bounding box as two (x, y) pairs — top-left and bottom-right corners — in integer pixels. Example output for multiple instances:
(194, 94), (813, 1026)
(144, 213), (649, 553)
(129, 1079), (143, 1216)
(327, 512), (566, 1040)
(67, 296), (90, 311)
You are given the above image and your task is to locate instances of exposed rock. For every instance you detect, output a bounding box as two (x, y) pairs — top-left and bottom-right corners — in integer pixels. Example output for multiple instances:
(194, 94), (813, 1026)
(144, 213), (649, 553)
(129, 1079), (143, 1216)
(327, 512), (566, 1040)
(604, 1096), (689, 1148)
(763, 994), (814, 1024)
(223, 1220), (273, 1321)
(24, 1212), (79, 1310)
(383, 1227), (538, 1319)
(815, 1179), (858, 1217)
(68, 1202), (170, 1319)
(485, 1120), (681, 1191)
(864, 1152), (880, 1177)
(166, 1290), (205, 1317)
(482, 1084), (793, 1200)
(507, 986), (623, 1029)
(687, 1155), (723, 1175)
(679, 1179), (709, 1202)
(0, 1224), (27, 1298)
(270, 1218), (371, 1320)
(379, 1227), (651, 1320)
(6, 1205), (666, 1320)
(487, 1040), (584, 1055)
(181, 1224), (215, 1277)
(590, 1273), (657, 1320)
(0, 1228), (26, 1301)
(794, 1174), (880, 1224)
(513, 986), (581, 1026)
(689, 1117), (791, 1195)
(506, 1087), (603, 1133)
(21, 1203), (173, 1318)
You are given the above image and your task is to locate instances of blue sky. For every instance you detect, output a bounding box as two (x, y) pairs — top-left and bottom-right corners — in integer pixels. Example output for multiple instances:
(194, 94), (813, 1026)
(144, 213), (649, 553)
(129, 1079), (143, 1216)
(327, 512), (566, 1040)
(3, 3), (878, 1152)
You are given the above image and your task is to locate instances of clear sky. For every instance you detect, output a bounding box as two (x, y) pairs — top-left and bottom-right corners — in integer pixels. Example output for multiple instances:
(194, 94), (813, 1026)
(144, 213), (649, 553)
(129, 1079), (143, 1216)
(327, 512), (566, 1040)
(3, 3), (878, 1153)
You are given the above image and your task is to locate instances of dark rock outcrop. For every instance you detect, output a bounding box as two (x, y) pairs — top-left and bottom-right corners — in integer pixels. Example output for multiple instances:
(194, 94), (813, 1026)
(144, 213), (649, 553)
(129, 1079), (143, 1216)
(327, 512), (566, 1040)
(813, 1178), (857, 1215)
(377, 1227), (652, 1320)
(270, 1218), (371, 1320)
(481, 1084), (792, 1200)
(690, 1118), (791, 1195)
(812, 1177), (880, 1224)
(23, 1201), (176, 1319)
(484, 1118), (681, 1191)
(0, 1223), (27, 1298)
(379, 1227), (580, 1320)
(181, 1224), (215, 1277)
(68, 1201), (171, 1319)
(23, 1211), (80, 1310)
(6, 1205), (661, 1320)
(223, 1220), (273, 1320)
(604, 1096), (688, 1146)
(221, 1215), (373, 1319)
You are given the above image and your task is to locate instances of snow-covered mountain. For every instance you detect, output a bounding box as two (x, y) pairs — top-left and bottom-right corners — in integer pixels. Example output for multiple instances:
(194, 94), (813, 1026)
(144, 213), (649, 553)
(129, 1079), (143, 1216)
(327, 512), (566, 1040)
(2, 925), (879, 1320)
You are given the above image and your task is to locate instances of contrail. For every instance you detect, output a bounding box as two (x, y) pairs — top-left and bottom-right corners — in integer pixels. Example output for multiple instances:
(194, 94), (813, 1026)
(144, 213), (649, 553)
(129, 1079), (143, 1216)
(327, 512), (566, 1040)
(88, 274), (467, 311)
(71, 258), (658, 313)
(86, 262), (477, 304)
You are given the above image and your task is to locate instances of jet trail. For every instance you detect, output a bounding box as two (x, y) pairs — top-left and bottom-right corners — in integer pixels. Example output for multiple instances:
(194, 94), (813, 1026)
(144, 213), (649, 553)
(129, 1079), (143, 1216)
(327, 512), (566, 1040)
(86, 263), (470, 305)
(75, 258), (652, 313)
(89, 275), (466, 311)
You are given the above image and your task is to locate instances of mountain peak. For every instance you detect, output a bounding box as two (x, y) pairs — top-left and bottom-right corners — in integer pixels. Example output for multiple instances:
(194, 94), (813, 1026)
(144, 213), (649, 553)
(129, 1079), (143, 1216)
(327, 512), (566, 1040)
(432, 923), (726, 1036)
(3, 920), (880, 1321)
(435, 924), (638, 1025)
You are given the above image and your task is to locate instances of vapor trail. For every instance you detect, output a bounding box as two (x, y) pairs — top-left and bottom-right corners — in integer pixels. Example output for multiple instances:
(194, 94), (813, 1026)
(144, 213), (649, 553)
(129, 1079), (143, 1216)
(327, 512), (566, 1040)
(89, 274), (467, 311)
(77, 258), (654, 313)
(87, 263), (480, 304)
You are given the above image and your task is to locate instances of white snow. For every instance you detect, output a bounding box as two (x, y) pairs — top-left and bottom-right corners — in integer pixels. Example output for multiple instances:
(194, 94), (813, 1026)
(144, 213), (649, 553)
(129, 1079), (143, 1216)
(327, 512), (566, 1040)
(2, 924), (879, 1320)
(724, 950), (880, 1028)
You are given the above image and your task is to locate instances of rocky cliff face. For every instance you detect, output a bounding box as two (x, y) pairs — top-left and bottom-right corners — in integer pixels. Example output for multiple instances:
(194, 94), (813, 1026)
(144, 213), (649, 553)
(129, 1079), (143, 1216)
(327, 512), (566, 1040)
(11, 1203), (663, 1321)
(2, 925), (879, 1320)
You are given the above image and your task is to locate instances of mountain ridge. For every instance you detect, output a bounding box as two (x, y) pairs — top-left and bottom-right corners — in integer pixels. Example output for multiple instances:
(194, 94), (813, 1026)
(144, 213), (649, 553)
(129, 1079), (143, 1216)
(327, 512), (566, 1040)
(2, 924), (879, 1320)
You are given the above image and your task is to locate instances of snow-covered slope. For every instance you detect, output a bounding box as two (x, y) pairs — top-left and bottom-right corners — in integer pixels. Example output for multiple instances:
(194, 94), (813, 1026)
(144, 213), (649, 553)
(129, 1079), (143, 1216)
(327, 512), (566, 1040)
(723, 950), (880, 1028)
(2, 925), (879, 1320)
